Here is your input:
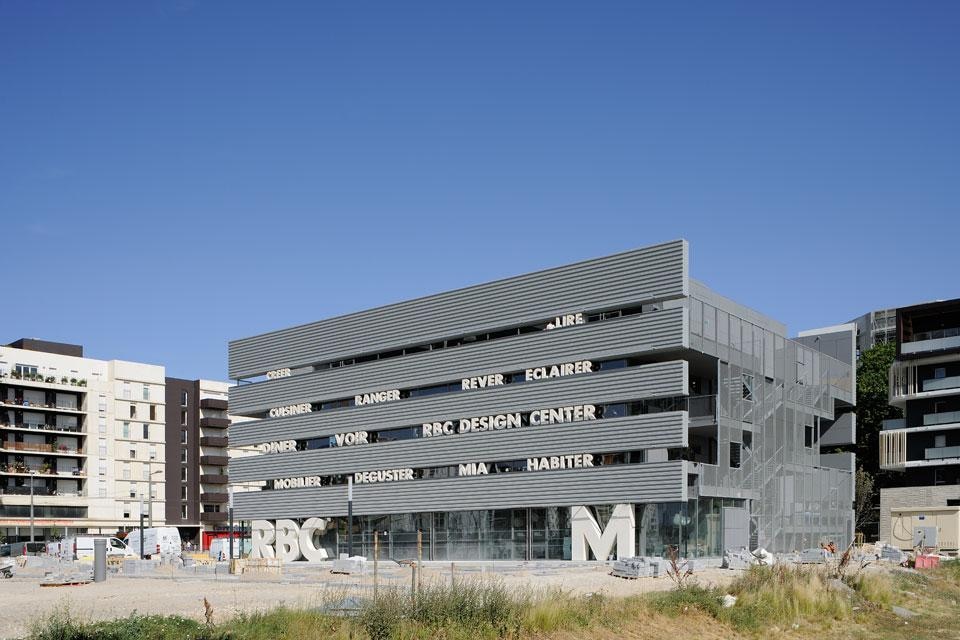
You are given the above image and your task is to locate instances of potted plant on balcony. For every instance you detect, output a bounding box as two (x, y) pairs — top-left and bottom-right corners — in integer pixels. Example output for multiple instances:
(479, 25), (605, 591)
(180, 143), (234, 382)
(10, 370), (20, 379)
(78, 379), (87, 387)
(39, 463), (52, 474)
(69, 378), (77, 385)
(60, 376), (68, 385)
(45, 376), (55, 384)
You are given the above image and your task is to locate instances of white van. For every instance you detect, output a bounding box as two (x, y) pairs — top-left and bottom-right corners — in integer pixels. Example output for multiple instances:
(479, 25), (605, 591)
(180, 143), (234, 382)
(63, 536), (135, 562)
(208, 537), (251, 560)
(125, 527), (181, 559)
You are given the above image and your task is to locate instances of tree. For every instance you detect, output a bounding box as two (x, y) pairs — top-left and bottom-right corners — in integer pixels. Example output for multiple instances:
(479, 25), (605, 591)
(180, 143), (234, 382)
(855, 341), (901, 480)
(854, 467), (876, 533)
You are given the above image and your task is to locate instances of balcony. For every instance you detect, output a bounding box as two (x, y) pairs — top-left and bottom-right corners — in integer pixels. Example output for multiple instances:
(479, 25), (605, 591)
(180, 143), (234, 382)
(0, 422), (84, 436)
(925, 446), (960, 461)
(883, 418), (906, 431)
(0, 372), (88, 390)
(201, 492), (229, 504)
(902, 327), (960, 355)
(200, 455), (229, 466)
(200, 398), (228, 411)
(0, 464), (85, 478)
(924, 411), (960, 426)
(922, 375), (960, 393)
(200, 511), (228, 523)
(0, 486), (84, 498)
(1, 441), (83, 456)
(0, 398), (83, 414)
(200, 417), (229, 429)
(199, 436), (228, 447)
(200, 474), (228, 484)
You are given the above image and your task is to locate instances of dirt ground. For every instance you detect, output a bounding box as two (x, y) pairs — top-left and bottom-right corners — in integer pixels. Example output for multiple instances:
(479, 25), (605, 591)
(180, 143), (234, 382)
(0, 562), (738, 639)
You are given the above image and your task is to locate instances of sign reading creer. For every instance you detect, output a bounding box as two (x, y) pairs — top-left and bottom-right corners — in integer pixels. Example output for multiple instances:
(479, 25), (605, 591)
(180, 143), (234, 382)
(266, 368), (292, 380)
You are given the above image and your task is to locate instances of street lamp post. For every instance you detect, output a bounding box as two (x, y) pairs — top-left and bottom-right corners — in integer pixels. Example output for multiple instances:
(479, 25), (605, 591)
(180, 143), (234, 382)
(139, 497), (145, 559)
(228, 487), (234, 563)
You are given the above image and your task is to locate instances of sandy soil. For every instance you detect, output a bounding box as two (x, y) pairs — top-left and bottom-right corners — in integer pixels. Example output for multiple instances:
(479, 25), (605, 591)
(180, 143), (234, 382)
(0, 563), (738, 639)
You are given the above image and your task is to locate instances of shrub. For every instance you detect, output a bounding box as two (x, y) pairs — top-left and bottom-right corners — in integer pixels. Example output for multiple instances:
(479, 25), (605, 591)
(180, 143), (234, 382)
(845, 572), (895, 607)
(724, 564), (850, 630)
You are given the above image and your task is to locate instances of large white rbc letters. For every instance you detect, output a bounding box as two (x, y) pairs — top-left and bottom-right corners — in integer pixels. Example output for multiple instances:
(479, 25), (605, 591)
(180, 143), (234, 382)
(250, 518), (330, 562)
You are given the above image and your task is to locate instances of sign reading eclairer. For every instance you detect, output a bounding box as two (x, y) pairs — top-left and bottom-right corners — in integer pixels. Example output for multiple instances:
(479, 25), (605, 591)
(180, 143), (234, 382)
(460, 360), (593, 390)
(546, 313), (584, 330)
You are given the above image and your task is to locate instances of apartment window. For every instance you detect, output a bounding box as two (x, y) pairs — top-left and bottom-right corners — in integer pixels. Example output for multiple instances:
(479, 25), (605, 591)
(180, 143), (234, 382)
(149, 405), (157, 421)
(143, 385), (150, 401)
(935, 435), (947, 448)
(181, 468), (187, 481)
(122, 422), (130, 438)
(98, 484), (107, 498)
(98, 418), (107, 434)
(149, 445), (157, 460)
(129, 485), (136, 498)
(98, 395), (107, 413)
(181, 449), (187, 463)
(123, 504), (131, 519)
(129, 404), (136, 419)
(180, 410), (187, 426)
(130, 447), (136, 459)
(181, 430), (187, 444)
(142, 466), (149, 480)
(743, 431), (753, 451)
(122, 466), (131, 480)
(181, 505), (188, 519)
(730, 442), (741, 468)
(99, 462), (107, 476)
(122, 382), (131, 400)
(181, 486), (187, 500)
(142, 423), (149, 440)
(805, 426), (815, 448)
(181, 391), (188, 406)
(98, 439), (107, 457)
(935, 367), (946, 379)
(15, 364), (38, 377)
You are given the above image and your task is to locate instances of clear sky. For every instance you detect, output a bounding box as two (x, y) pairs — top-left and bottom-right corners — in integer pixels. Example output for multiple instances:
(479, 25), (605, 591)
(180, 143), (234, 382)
(1, 1), (957, 380)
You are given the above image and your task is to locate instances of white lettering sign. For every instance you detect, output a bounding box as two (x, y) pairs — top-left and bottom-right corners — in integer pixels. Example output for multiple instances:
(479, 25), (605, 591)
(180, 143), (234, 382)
(526, 453), (594, 471)
(334, 431), (369, 447)
(274, 475), (323, 489)
(354, 389), (401, 406)
(354, 468), (415, 484)
(458, 462), (489, 476)
(257, 440), (297, 454)
(545, 313), (584, 330)
(266, 368), (292, 380)
(461, 373), (505, 390)
(525, 360), (593, 382)
(268, 403), (312, 418)
(529, 404), (596, 425)
(250, 518), (331, 563)
(570, 504), (635, 561)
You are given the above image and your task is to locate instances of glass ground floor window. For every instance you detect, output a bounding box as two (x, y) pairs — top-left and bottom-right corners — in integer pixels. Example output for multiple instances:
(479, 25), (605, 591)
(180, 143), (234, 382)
(306, 498), (743, 561)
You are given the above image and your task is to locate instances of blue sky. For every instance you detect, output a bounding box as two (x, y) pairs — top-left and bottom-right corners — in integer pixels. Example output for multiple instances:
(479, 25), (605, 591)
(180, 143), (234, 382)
(1, 1), (957, 380)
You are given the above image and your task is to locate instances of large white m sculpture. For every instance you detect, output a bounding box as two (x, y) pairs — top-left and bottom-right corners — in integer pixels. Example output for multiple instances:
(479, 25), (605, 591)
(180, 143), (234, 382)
(570, 504), (635, 561)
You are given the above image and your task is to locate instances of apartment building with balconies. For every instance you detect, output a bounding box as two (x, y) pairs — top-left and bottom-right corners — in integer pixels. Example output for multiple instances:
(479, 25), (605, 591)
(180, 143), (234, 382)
(0, 339), (165, 542)
(879, 298), (960, 544)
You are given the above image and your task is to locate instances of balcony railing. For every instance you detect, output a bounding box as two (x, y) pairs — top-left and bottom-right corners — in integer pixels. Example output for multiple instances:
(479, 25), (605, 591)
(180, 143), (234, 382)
(0, 486), (84, 497)
(903, 328), (960, 354)
(200, 474), (228, 484)
(922, 375), (960, 393)
(201, 492), (229, 503)
(200, 398), (228, 411)
(0, 464), (85, 476)
(688, 395), (717, 419)
(0, 398), (82, 412)
(925, 446), (960, 460)
(199, 436), (229, 447)
(200, 455), (229, 466)
(2, 441), (81, 454)
(1, 372), (88, 388)
(0, 423), (83, 434)
(200, 511), (228, 523)
(924, 411), (960, 426)
(200, 417), (229, 429)
(882, 418), (906, 430)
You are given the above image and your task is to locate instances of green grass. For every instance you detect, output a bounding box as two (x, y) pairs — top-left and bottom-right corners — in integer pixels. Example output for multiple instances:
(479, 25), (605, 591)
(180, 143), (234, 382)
(23, 561), (960, 640)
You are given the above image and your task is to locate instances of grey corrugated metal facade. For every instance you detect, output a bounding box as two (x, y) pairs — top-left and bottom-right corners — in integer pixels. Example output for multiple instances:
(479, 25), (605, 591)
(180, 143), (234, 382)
(229, 240), (856, 560)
